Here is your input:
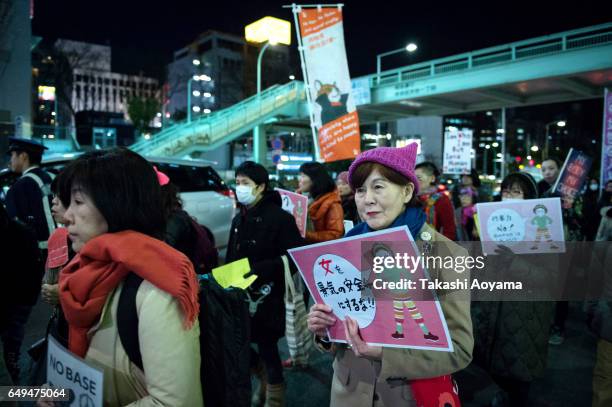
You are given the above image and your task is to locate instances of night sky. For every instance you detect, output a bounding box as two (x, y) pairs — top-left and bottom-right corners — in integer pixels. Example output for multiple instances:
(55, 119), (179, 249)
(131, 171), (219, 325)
(32, 0), (611, 80)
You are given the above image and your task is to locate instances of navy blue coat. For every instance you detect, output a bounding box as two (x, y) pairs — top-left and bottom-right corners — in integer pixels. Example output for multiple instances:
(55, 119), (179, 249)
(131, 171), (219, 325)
(5, 167), (54, 242)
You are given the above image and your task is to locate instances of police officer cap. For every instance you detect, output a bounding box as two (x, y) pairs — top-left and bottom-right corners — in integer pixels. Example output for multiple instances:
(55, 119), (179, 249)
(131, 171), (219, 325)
(7, 137), (48, 155)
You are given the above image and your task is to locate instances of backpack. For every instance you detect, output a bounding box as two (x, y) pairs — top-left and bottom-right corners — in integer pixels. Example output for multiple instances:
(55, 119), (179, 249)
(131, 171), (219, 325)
(117, 273), (251, 407)
(189, 218), (219, 274)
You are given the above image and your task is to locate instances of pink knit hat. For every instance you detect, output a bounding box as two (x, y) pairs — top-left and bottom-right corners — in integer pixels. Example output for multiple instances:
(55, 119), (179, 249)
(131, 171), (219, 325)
(348, 142), (420, 194)
(153, 166), (170, 186)
(336, 171), (350, 185)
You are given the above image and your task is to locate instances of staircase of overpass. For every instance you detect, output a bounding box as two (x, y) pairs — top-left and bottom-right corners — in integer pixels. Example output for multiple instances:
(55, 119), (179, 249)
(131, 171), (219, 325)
(129, 22), (612, 158)
(130, 81), (306, 157)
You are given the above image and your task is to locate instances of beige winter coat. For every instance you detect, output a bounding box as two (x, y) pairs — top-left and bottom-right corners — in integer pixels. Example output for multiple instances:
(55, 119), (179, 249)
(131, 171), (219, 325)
(84, 280), (203, 406)
(329, 224), (473, 407)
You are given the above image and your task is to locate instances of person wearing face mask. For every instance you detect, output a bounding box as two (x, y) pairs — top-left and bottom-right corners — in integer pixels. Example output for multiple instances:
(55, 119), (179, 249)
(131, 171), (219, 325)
(226, 161), (304, 407)
(415, 161), (457, 241)
(537, 157), (562, 197)
(468, 171), (558, 406)
(298, 162), (344, 243)
(307, 143), (472, 407)
(454, 187), (478, 241)
(451, 169), (486, 208)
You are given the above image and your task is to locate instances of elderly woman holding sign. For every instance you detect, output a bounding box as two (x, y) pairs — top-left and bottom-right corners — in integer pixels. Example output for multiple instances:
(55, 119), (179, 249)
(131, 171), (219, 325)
(307, 142), (473, 406)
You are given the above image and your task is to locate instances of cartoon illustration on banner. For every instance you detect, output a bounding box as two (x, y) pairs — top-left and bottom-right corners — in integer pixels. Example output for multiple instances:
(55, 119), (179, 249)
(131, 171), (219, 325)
(293, 5), (361, 163)
(289, 226), (453, 351)
(476, 197), (566, 255)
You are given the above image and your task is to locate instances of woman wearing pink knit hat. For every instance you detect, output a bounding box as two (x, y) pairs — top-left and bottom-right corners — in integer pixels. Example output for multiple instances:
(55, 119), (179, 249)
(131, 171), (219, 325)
(307, 142), (473, 407)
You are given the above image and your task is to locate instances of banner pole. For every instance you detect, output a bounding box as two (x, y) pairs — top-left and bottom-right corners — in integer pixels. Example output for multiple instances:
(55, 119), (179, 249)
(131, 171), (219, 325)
(601, 88), (610, 196)
(290, 3), (321, 161)
(501, 107), (506, 180)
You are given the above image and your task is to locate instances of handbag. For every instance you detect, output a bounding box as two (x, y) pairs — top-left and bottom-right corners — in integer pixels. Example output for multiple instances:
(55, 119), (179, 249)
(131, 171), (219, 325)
(409, 374), (461, 407)
(283, 255), (314, 367)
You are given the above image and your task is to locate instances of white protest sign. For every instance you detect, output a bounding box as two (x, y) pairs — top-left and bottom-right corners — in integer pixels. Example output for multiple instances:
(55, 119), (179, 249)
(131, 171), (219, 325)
(443, 128), (472, 174)
(47, 335), (104, 407)
(476, 197), (566, 255)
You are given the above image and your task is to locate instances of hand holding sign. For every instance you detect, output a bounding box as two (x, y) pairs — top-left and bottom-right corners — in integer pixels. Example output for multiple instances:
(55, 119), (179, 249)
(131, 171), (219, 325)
(307, 303), (336, 338)
(344, 316), (383, 360)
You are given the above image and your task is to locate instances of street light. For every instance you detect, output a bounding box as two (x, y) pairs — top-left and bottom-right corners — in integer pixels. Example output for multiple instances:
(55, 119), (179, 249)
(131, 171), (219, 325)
(187, 76), (199, 123)
(544, 120), (566, 158)
(187, 74), (213, 122)
(376, 42), (418, 84)
(257, 41), (275, 94)
(245, 16), (291, 164)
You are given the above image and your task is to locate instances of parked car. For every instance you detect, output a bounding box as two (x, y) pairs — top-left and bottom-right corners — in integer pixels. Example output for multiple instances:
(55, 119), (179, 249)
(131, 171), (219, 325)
(0, 154), (236, 258)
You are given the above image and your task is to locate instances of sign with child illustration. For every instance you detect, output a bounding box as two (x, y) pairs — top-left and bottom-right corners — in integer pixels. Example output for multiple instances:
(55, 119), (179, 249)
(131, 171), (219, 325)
(288, 226), (453, 351)
(476, 197), (565, 255)
(276, 188), (308, 238)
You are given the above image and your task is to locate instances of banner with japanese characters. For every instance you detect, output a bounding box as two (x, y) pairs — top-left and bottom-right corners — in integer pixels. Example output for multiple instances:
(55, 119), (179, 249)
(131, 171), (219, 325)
(552, 148), (593, 201)
(295, 6), (361, 162)
(288, 227), (453, 351)
(443, 128), (473, 174)
(476, 198), (565, 255)
(602, 88), (612, 187)
(276, 188), (308, 238)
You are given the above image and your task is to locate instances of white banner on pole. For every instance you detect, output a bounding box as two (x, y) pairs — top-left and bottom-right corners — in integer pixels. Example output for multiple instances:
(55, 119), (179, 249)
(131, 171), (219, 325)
(601, 88), (612, 187)
(443, 127), (473, 174)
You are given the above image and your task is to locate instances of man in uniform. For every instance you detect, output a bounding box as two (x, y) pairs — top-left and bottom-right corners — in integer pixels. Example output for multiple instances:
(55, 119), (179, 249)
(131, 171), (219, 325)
(1, 137), (54, 384)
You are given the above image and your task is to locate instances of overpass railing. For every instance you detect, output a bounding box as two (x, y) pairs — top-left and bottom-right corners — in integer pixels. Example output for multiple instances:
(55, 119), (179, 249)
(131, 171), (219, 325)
(369, 22), (612, 87)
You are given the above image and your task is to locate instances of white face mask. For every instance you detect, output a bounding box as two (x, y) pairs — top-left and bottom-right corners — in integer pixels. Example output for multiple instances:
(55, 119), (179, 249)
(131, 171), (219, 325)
(502, 197), (522, 202)
(590, 184), (599, 191)
(236, 185), (257, 205)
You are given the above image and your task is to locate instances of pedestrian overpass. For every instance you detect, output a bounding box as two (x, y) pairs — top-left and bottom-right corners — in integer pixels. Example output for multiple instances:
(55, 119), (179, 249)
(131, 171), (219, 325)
(130, 22), (612, 158)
